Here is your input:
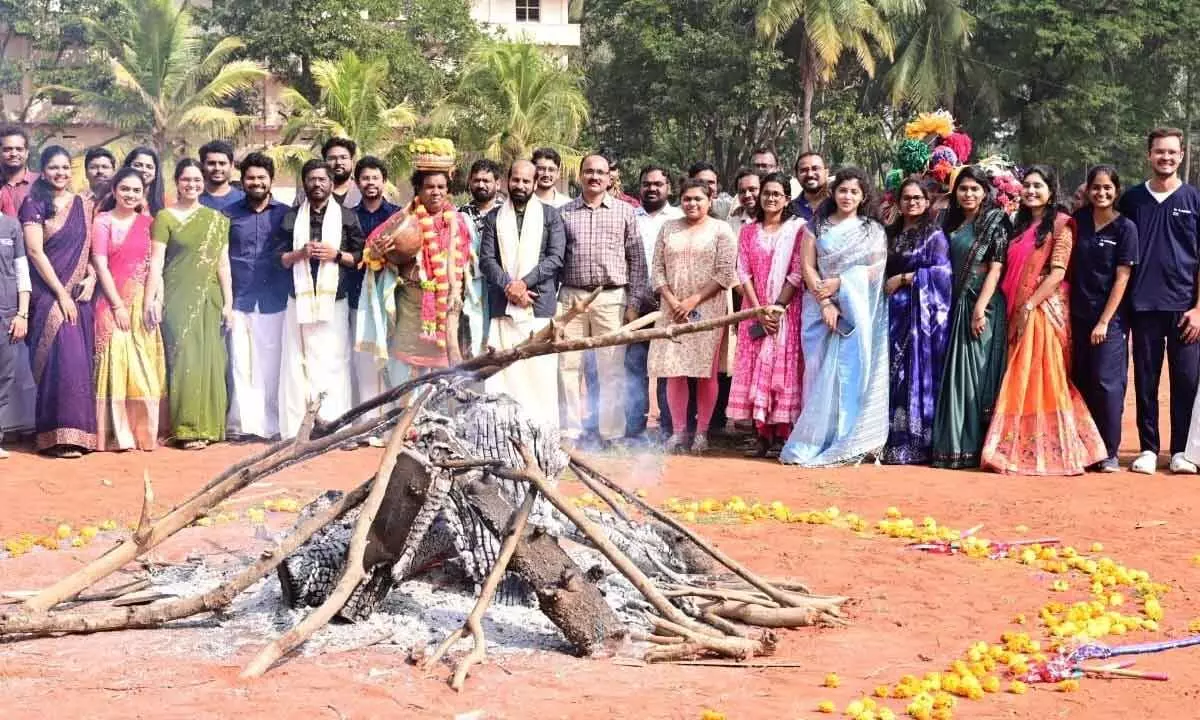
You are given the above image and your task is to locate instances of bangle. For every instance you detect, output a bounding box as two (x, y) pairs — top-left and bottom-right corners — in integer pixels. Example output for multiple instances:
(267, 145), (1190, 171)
(15, 312), (27, 319)
(820, 298), (833, 307)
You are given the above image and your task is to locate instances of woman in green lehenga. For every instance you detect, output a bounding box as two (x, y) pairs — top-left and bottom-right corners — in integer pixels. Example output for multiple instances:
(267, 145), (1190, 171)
(146, 159), (232, 448)
(931, 166), (1012, 468)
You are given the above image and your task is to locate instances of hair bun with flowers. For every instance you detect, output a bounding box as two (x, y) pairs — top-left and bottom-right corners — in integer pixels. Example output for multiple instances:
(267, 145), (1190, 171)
(975, 154), (1024, 213)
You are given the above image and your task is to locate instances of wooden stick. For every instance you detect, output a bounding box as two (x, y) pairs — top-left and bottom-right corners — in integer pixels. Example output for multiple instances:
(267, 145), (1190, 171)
(133, 470), (155, 546)
(663, 585), (781, 608)
(701, 600), (846, 628)
(0, 481), (371, 636)
(646, 616), (764, 661)
(240, 389), (432, 678)
(425, 483), (539, 691)
(609, 310), (661, 335)
(565, 453), (805, 606)
(566, 464), (632, 524)
(665, 659), (810, 668)
(19, 398), (395, 614)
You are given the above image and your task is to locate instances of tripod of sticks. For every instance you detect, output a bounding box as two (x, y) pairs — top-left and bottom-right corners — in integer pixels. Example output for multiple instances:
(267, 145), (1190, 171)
(0, 294), (847, 689)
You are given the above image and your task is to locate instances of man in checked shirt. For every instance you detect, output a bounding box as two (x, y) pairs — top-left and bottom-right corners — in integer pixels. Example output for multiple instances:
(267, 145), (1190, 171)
(558, 154), (650, 448)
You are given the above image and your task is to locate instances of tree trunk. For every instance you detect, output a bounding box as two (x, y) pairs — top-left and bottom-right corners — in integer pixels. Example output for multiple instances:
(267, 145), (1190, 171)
(802, 73), (815, 153)
(1185, 68), (1194, 185)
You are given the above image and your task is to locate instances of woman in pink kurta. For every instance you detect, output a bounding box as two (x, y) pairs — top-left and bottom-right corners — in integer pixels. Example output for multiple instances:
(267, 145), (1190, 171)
(727, 173), (809, 458)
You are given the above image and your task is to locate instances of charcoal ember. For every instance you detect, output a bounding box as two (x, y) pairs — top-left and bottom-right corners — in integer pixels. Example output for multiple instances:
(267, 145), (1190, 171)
(279, 501), (464, 621)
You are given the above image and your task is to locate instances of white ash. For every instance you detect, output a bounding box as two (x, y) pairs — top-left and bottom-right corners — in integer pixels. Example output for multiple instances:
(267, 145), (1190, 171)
(143, 541), (652, 661)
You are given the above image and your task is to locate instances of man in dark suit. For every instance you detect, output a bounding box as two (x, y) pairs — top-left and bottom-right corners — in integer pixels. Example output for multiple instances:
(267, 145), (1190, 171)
(478, 159), (566, 427)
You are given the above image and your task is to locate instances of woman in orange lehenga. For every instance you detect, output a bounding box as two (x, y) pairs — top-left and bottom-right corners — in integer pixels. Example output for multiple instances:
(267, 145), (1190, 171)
(981, 165), (1106, 475)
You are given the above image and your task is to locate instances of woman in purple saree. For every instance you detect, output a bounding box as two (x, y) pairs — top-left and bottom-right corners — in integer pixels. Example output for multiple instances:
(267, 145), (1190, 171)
(883, 179), (953, 464)
(19, 145), (98, 457)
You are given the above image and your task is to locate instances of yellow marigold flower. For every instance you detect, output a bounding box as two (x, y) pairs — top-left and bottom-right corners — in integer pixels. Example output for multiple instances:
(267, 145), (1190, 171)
(846, 699), (865, 716)
(875, 685), (891, 698)
(879, 709), (897, 720)
(886, 506), (902, 518)
(1145, 596), (1164, 621)
(824, 673), (841, 688)
(1056, 679), (1080, 692)
(1008, 680), (1028, 695)
(1090, 542), (1104, 552)
(700, 711), (726, 720)
(817, 701), (836, 714)
(55, 524), (72, 539)
(981, 676), (1000, 693)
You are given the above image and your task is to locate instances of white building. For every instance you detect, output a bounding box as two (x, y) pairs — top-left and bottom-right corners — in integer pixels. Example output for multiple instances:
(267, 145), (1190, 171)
(471, 0), (581, 49)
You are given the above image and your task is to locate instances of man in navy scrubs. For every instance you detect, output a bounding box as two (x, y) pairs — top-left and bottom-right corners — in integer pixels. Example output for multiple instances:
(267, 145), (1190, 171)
(1119, 127), (1200, 475)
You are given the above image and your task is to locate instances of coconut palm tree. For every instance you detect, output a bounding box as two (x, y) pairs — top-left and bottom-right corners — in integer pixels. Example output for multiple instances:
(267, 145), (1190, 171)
(269, 50), (417, 178)
(436, 40), (589, 168)
(757, 0), (907, 151)
(884, 0), (974, 109)
(51, 0), (265, 158)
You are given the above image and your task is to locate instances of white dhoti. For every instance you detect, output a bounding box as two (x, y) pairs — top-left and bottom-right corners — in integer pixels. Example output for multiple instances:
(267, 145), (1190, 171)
(226, 309), (285, 438)
(278, 297), (352, 440)
(485, 316), (557, 427)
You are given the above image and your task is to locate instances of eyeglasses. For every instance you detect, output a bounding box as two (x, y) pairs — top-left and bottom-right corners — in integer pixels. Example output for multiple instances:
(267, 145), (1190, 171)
(760, 191), (787, 199)
(900, 196), (927, 204)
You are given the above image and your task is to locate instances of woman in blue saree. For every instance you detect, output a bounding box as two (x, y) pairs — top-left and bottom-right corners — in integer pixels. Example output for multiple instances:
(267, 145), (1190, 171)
(883, 179), (953, 464)
(781, 167), (889, 466)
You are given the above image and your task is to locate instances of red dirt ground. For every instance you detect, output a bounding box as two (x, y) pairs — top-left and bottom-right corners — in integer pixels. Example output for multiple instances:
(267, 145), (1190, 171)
(1, 394), (1198, 720)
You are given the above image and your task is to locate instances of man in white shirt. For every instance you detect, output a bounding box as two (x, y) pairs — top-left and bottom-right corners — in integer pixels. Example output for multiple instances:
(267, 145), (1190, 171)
(726, 169), (761, 234)
(532, 147), (572, 208)
(626, 165), (683, 440)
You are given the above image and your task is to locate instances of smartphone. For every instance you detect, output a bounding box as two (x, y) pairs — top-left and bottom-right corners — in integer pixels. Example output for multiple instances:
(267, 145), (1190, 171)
(687, 309), (701, 322)
(835, 315), (856, 338)
(748, 322), (768, 339)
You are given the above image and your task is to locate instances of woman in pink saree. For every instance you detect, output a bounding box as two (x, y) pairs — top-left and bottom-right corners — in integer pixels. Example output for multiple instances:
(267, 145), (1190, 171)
(91, 167), (166, 450)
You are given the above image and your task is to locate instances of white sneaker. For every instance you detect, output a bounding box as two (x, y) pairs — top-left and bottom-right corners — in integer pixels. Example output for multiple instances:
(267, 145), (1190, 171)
(0, 447), (8, 460)
(1130, 451), (1158, 475)
(1170, 452), (1198, 474)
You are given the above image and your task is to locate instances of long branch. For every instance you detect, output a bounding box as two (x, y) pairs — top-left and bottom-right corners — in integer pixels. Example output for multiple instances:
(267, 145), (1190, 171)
(0, 481), (371, 637)
(324, 304), (776, 435)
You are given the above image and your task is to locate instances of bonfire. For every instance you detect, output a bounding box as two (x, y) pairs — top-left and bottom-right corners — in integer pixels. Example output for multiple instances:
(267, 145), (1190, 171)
(0, 294), (846, 689)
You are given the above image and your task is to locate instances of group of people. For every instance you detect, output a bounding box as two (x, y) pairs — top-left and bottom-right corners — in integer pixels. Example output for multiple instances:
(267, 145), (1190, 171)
(1, 123), (1198, 479)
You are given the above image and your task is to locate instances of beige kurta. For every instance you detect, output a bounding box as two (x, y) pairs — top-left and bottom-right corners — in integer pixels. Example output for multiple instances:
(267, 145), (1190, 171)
(648, 218), (738, 378)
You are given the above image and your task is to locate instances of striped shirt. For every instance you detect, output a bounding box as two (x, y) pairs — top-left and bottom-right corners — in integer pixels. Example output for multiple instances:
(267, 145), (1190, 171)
(560, 193), (649, 310)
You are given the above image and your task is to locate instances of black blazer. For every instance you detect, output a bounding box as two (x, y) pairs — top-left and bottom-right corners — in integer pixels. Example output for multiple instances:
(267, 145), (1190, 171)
(478, 202), (566, 319)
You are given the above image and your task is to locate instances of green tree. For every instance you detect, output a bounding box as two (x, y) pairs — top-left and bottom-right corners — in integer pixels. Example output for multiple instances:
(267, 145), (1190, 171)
(884, 0), (974, 109)
(955, 0), (1194, 178)
(0, 0), (121, 128)
(756, 0), (902, 150)
(437, 40), (589, 167)
(583, 0), (803, 182)
(269, 51), (417, 177)
(199, 0), (481, 111)
(51, 0), (265, 157)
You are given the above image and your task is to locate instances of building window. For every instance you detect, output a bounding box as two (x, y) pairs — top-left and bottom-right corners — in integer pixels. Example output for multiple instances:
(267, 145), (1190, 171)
(516, 0), (540, 22)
